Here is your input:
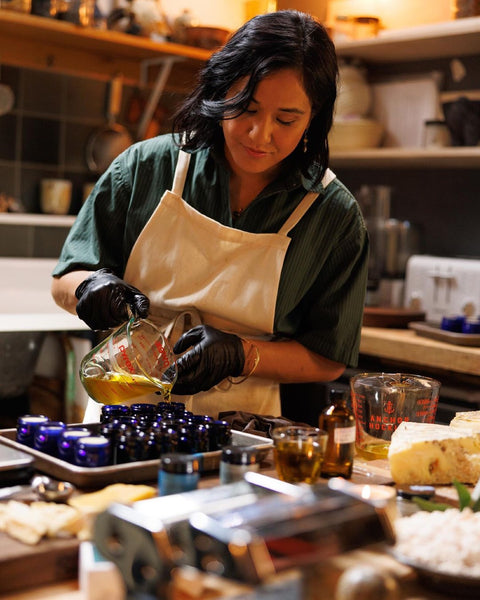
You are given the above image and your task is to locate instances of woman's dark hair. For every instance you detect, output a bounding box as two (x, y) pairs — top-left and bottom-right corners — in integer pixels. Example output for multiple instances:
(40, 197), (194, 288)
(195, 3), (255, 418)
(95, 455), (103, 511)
(172, 10), (338, 184)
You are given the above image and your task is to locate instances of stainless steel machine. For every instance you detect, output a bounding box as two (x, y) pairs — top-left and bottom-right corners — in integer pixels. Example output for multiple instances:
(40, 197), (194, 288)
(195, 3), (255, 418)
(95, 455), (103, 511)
(93, 472), (396, 599)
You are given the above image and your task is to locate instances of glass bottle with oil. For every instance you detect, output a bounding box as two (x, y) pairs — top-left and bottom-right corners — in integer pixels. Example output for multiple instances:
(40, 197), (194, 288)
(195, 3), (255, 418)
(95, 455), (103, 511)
(319, 388), (355, 479)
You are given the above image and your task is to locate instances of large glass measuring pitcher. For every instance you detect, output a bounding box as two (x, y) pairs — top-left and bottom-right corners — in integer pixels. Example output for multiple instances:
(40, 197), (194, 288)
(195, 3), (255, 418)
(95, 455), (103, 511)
(80, 317), (177, 405)
(351, 372), (440, 460)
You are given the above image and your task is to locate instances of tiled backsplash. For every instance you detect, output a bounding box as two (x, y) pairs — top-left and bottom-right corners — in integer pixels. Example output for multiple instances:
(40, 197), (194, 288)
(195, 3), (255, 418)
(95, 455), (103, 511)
(1, 66), (103, 213)
(0, 65), (182, 257)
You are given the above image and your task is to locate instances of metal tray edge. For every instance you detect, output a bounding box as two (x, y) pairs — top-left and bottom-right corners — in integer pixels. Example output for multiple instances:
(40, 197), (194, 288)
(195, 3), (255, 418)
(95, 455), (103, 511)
(0, 428), (272, 489)
(409, 321), (480, 346)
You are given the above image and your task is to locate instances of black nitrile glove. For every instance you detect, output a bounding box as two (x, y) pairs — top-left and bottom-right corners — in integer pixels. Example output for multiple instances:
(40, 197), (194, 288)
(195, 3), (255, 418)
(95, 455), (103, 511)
(75, 268), (150, 330)
(172, 325), (245, 395)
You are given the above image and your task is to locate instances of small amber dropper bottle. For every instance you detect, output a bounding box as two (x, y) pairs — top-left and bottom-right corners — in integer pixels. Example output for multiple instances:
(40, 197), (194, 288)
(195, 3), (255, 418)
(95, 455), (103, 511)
(319, 388), (356, 479)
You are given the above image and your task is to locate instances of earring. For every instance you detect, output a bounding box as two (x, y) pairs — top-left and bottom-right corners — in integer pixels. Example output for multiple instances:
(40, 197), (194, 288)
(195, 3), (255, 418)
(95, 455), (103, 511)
(303, 132), (308, 153)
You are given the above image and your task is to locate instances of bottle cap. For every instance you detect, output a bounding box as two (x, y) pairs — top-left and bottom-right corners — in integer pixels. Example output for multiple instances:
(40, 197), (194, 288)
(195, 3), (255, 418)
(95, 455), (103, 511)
(77, 435), (110, 448)
(101, 404), (130, 417)
(58, 427), (91, 462)
(74, 435), (111, 467)
(33, 422), (67, 457)
(397, 485), (435, 500)
(16, 414), (50, 447)
(221, 446), (258, 465)
(329, 388), (348, 401)
(130, 403), (157, 415)
(462, 318), (480, 334)
(441, 314), (465, 332)
(160, 453), (200, 474)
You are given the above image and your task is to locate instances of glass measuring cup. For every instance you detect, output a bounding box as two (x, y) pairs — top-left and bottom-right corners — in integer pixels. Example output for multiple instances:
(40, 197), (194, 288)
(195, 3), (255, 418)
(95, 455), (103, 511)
(351, 373), (440, 460)
(80, 317), (177, 405)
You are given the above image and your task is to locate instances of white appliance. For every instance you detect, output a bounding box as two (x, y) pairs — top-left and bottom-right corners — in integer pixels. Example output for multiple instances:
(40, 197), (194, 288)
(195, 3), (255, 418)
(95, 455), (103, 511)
(404, 255), (480, 324)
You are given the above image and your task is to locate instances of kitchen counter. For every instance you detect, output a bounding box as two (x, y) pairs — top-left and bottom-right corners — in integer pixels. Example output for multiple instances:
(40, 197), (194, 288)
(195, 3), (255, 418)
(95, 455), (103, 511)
(0, 456), (467, 600)
(0, 552), (456, 600)
(360, 326), (480, 376)
(0, 258), (88, 333)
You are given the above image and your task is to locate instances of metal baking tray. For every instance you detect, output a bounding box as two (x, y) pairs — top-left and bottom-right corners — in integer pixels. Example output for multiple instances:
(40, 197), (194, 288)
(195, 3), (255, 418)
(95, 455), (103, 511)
(409, 321), (480, 347)
(0, 443), (35, 485)
(0, 428), (272, 489)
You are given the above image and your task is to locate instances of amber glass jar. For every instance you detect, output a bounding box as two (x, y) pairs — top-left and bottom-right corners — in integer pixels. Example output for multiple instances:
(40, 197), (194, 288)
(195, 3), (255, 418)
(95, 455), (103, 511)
(319, 389), (355, 479)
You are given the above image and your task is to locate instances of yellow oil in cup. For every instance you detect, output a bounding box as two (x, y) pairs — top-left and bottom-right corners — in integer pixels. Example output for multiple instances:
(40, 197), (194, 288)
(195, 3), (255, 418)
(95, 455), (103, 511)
(80, 317), (177, 405)
(272, 426), (327, 484)
(351, 373), (440, 460)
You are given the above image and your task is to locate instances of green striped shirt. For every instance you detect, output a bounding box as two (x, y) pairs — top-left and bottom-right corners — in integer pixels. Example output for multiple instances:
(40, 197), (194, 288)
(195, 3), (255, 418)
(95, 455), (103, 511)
(54, 134), (368, 367)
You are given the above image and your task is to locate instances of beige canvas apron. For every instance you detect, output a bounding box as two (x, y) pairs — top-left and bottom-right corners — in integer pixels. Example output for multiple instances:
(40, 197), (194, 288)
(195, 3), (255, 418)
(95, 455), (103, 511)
(83, 150), (335, 422)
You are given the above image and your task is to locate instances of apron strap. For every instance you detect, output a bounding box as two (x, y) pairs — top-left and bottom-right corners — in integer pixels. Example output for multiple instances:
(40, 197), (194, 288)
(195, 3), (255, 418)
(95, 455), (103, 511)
(278, 191), (319, 235)
(322, 168), (336, 188)
(277, 168), (336, 236)
(172, 150), (191, 197)
(172, 150), (336, 237)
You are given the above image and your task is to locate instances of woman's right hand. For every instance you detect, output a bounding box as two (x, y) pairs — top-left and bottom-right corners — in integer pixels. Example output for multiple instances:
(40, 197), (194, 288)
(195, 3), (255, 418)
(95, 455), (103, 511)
(74, 268), (150, 330)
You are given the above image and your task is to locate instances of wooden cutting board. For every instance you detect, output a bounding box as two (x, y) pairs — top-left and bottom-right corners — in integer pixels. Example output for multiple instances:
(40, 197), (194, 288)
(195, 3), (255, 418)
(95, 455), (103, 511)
(0, 460), (464, 596)
(0, 534), (79, 595)
(353, 456), (464, 506)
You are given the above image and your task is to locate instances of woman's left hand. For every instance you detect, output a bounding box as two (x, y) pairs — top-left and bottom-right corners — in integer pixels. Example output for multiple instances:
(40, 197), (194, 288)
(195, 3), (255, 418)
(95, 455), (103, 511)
(172, 325), (245, 394)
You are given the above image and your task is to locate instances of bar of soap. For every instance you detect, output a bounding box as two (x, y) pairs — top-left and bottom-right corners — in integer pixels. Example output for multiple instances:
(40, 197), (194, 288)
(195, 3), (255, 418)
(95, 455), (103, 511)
(388, 421), (480, 485)
(68, 483), (156, 514)
(450, 410), (480, 432)
(2, 500), (48, 545)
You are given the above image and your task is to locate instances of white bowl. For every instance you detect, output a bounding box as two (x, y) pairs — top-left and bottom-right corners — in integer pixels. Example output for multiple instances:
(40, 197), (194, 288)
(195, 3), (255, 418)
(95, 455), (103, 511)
(329, 118), (384, 151)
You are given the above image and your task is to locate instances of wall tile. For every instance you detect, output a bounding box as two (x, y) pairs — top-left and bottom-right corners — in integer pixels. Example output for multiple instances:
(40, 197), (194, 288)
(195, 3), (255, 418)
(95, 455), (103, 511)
(23, 70), (63, 115)
(66, 76), (106, 119)
(33, 226), (70, 257)
(0, 225), (35, 257)
(64, 170), (89, 214)
(65, 121), (95, 171)
(0, 114), (17, 160)
(21, 117), (60, 164)
(0, 223), (69, 257)
(0, 165), (16, 197)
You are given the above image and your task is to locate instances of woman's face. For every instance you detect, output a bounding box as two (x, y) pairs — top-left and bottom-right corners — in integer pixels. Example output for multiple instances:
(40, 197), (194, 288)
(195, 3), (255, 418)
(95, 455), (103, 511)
(222, 68), (312, 180)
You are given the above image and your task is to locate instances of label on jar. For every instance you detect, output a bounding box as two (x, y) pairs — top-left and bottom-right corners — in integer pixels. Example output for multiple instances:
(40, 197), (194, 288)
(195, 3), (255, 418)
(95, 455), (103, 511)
(334, 426), (356, 444)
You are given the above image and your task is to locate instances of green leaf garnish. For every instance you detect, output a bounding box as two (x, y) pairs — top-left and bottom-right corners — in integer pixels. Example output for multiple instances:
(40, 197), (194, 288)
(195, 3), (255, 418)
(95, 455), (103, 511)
(453, 479), (472, 511)
(410, 479), (480, 513)
(412, 497), (452, 512)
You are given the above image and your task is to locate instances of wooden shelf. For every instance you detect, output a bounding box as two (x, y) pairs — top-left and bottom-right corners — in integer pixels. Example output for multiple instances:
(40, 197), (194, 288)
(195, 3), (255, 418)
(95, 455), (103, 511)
(0, 213), (75, 227)
(0, 11), (212, 83)
(4, 12), (479, 80)
(335, 16), (480, 63)
(330, 146), (480, 169)
(1, 12), (479, 171)
(331, 19), (480, 169)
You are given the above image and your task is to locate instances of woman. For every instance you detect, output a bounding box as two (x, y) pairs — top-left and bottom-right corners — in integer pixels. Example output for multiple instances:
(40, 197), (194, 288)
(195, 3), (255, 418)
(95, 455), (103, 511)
(51, 10), (369, 420)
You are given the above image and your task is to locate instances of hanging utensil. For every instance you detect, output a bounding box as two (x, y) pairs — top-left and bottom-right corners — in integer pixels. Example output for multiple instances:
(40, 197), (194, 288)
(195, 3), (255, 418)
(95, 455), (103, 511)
(85, 74), (133, 174)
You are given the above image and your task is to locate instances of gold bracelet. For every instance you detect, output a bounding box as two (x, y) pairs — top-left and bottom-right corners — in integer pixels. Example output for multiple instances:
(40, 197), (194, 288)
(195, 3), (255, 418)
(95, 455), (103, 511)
(228, 339), (260, 385)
